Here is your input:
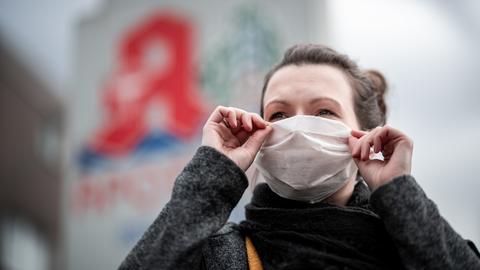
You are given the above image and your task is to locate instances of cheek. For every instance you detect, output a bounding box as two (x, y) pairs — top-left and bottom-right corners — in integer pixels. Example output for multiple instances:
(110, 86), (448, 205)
(342, 110), (361, 131)
(349, 118), (361, 131)
(342, 94), (361, 130)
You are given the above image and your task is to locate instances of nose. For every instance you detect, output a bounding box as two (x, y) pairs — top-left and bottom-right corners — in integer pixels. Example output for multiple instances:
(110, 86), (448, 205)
(294, 109), (307, 116)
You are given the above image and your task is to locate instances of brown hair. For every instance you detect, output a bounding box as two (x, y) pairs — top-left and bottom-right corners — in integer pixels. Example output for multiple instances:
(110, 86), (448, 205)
(260, 44), (388, 130)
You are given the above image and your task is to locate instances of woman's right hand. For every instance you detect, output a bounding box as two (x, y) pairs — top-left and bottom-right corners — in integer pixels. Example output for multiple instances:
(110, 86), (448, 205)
(201, 106), (272, 171)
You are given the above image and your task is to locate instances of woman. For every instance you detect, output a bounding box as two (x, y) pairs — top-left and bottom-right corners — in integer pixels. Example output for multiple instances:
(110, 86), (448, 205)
(119, 44), (480, 269)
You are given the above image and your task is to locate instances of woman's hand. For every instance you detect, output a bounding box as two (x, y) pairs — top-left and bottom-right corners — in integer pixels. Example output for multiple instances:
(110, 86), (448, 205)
(348, 125), (413, 191)
(202, 106), (272, 171)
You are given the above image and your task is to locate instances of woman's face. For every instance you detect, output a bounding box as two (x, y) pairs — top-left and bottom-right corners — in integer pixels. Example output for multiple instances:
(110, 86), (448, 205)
(263, 64), (360, 130)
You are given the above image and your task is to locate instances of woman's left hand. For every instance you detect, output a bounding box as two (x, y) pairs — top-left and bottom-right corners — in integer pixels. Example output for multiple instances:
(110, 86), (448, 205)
(348, 125), (414, 191)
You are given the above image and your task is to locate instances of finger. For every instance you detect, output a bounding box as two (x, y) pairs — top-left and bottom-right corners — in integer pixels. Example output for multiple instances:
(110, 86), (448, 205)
(360, 127), (382, 160)
(224, 108), (238, 128)
(207, 106), (227, 123)
(373, 132), (382, 153)
(360, 137), (372, 161)
(241, 113), (253, 132)
(351, 129), (367, 138)
(230, 123), (243, 135)
(212, 106), (238, 129)
(352, 132), (369, 158)
(229, 107), (254, 128)
(362, 127), (384, 160)
(251, 113), (267, 129)
(348, 136), (359, 154)
(370, 125), (407, 159)
(236, 116), (267, 145)
(243, 126), (272, 154)
(235, 129), (251, 144)
(375, 125), (405, 144)
(381, 141), (395, 160)
(351, 129), (369, 157)
(216, 122), (233, 135)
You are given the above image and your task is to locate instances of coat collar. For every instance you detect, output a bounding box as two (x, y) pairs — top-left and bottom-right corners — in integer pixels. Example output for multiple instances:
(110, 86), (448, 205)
(250, 175), (372, 210)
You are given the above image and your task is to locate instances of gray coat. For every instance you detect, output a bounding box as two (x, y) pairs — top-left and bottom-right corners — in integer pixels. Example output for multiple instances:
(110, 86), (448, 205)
(118, 146), (480, 269)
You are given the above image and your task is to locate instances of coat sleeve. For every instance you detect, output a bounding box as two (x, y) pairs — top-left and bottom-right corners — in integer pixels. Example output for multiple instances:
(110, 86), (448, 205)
(370, 175), (480, 270)
(118, 146), (248, 270)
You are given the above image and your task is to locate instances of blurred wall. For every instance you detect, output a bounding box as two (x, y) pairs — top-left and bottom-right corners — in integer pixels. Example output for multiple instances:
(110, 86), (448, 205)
(0, 41), (64, 270)
(0, 0), (101, 98)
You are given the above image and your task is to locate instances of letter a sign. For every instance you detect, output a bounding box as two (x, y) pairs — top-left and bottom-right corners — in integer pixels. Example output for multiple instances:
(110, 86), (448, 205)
(80, 13), (204, 169)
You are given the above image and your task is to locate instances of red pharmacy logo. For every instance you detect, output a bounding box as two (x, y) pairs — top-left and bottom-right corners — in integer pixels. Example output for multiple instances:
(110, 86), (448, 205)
(79, 13), (204, 170)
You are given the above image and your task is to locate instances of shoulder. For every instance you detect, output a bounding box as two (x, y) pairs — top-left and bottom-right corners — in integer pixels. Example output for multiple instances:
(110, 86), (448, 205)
(202, 222), (248, 269)
(210, 222), (243, 238)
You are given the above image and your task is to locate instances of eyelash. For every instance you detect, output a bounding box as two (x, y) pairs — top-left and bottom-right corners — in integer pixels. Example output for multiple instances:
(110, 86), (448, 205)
(269, 110), (337, 121)
(269, 112), (288, 121)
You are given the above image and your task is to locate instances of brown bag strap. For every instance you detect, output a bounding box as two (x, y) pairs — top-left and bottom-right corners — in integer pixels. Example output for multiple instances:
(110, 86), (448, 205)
(245, 235), (264, 270)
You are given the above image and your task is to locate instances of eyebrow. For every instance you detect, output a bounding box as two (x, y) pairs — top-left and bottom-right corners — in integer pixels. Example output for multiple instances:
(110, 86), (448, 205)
(265, 97), (343, 109)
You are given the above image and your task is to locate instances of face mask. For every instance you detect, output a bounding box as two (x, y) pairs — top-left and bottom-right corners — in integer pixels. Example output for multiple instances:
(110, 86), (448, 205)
(253, 115), (358, 203)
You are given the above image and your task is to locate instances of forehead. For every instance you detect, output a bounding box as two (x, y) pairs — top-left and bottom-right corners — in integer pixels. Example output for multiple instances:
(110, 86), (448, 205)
(264, 64), (353, 106)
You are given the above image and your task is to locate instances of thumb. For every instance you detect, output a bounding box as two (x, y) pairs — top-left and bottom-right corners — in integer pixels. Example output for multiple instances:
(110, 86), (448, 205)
(352, 156), (370, 179)
(352, 156), (377, 173)
(243, 126), (272, 154)
(352, 156), (363, 171)
(348, 136), (358, 153)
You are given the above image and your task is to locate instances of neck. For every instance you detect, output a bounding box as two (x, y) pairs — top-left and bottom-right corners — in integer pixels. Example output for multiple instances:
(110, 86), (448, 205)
(323, 176), (357, 206)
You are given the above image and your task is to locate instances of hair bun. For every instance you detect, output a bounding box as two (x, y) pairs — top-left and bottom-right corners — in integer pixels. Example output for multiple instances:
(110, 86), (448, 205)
(365, 69), (388, 117)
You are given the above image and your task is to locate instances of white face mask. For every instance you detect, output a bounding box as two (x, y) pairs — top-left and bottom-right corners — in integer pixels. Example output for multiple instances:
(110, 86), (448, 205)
(253, 115), (358, 203)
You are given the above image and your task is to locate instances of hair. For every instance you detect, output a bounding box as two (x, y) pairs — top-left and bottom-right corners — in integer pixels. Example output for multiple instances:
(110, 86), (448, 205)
(260, 44), (388, 130)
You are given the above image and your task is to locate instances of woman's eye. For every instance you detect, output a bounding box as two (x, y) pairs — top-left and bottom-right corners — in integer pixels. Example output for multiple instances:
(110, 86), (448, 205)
(316, 109), (336, 116)
(269, 112), (288, 121)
